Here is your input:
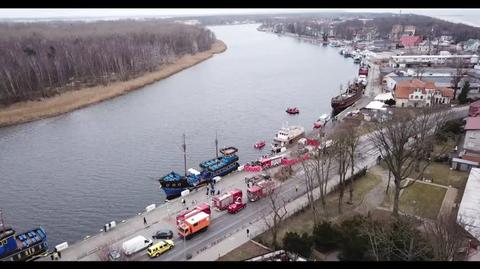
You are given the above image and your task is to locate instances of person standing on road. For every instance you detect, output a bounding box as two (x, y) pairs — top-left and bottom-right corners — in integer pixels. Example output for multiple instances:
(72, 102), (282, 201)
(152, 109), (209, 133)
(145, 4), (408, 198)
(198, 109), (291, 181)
(144, 217), (147, 226)
(246, 229), (250, 238)
(295, 185), (298, 192)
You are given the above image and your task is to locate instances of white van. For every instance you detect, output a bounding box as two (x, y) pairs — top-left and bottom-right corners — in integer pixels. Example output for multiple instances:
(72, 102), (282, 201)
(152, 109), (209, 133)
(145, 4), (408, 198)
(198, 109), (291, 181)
(122, 235), (153, 256)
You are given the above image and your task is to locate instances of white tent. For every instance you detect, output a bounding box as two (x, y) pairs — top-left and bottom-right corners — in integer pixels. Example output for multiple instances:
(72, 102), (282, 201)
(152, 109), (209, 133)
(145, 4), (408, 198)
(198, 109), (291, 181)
(457, 168), (480, 241)
(365, 100), (387, 111)
(374, 92), (394, 101)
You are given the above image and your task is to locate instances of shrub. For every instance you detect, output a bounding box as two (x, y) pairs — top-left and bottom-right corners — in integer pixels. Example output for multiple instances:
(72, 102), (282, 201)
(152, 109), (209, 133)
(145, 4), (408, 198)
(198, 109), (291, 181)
(283, 232), (312, 258)
(312, 221), (342, 252)
(337, 215), (371, 261)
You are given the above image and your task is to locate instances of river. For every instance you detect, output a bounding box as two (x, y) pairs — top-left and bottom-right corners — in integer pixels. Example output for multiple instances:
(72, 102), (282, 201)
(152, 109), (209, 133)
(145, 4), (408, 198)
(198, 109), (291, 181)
(0, 24), (358, 248)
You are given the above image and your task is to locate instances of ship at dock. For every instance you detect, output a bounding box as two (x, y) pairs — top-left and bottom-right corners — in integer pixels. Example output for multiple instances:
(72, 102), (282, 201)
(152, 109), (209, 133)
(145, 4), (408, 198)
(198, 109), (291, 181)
(0, 210), (49, 261)
(271, 124), (305, 153)
(331, 82), (365, 115)
(158, 134), (239, 199)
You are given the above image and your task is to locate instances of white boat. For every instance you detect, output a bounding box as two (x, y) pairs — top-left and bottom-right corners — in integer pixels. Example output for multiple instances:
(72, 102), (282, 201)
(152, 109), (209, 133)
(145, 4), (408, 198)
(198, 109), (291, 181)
(272, 124), (305, 153)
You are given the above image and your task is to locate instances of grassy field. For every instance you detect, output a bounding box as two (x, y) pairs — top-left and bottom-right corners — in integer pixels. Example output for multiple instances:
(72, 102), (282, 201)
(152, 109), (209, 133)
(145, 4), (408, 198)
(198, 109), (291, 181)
(399, 182), (447, 220)
(254, 171), (382, 249)
(217, 240), (271, 261)
(420, 163), (469, 189)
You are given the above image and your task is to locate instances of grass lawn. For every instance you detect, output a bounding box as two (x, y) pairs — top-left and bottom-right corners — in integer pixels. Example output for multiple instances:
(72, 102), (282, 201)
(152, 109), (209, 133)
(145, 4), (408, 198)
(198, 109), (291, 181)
(217, 240), (271, 261)
(421, 163), (469, 189)
(399, 182), (447, 220)
(254, 171), (382, 249)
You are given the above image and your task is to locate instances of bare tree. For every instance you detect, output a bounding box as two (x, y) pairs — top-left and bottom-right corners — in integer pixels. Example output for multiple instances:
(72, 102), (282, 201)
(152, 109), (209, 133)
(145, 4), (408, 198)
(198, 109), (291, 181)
(312, 139), (334, 217)
(0, 20), (217, 106)
(368, 107), (448, 217)
(264, 188), (288, 250)
(450, 58), (466, 101)
(299, 158), (319, 225)
(343, 122), (360, 205)
(414, 65), (426, 80)
(361, 215), (432, 261)
(423, 212), (468, 261)
(331, 128), (351, 214)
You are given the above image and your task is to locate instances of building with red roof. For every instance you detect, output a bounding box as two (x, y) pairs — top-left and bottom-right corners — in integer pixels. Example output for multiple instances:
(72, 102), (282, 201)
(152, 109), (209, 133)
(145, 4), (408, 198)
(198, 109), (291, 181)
(393, 79), (454, 107)
(400, 36), (422, 48)
(469, 100), (480, 117)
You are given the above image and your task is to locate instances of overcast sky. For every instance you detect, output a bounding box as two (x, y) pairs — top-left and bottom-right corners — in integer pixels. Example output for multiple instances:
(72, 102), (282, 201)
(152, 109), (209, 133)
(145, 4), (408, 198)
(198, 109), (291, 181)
(0, 8), (478, 22)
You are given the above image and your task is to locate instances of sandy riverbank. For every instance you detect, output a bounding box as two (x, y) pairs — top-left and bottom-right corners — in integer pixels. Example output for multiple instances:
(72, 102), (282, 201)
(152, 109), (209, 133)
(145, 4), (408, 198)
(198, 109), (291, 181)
(0, 40), (227, 128)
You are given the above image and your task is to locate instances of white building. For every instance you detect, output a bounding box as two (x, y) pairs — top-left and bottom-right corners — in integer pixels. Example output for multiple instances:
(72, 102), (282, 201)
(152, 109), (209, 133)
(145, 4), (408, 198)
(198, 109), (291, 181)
(394, 79), (453, 108)
(457, 168), (480, 242)
(390, 54), (479, 68)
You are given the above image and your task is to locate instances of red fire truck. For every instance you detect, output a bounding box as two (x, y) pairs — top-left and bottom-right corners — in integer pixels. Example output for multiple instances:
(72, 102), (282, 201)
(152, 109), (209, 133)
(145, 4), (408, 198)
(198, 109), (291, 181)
(176, 203), (211, 225)
(258, 154), (286, 169)
(247, 180), (276, 202)
(212, 189), (243, 211)
(227, 196), (247, 214)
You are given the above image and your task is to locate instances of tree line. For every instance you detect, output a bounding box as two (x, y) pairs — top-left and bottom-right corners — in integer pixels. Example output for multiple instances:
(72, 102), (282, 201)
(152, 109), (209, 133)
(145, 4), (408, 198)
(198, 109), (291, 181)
(260, 13), (480, 42)
(0, 20), (217, 106)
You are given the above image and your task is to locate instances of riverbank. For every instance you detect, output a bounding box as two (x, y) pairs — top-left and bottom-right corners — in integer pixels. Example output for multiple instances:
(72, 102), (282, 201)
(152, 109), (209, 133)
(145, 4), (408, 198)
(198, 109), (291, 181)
(0, 40), (227, 128)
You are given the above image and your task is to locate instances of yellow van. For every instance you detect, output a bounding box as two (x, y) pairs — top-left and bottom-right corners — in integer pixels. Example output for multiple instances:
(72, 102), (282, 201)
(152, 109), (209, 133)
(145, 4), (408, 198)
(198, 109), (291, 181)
(147, 240), (174, 258)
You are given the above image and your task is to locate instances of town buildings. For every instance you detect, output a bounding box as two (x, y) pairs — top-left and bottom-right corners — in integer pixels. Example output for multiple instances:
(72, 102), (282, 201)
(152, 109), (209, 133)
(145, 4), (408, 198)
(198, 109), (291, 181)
(393, 79), (453, 107)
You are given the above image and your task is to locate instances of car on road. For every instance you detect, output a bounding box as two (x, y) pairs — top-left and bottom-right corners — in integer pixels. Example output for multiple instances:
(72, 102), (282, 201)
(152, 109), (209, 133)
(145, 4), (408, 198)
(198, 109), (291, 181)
(108, 250), (121, 261)
(227, 200), (246, 214)
(152, 229), (173, 240)
(147, 240), (175, 258)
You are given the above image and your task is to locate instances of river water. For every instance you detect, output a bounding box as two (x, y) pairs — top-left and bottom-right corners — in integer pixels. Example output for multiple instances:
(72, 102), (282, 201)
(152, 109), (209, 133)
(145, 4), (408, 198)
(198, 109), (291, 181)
(0, 24), (358, 248)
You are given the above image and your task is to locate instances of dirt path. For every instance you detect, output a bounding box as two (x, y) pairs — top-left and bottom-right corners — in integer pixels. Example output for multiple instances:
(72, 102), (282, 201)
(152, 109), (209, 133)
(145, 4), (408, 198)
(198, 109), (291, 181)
(0, 40), (227, 128)
(354, 166), (391, 214)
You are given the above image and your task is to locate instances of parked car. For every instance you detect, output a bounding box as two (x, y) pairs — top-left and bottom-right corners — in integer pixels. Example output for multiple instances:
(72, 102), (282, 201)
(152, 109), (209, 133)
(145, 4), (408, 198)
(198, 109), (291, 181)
(147, 240), (175, 258)
(152, 229), (173, 240)
(108, 250), (121, 261)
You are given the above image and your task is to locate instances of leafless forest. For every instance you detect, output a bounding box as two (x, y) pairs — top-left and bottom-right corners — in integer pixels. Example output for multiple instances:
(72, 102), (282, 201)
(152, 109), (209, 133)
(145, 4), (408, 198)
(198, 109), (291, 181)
(0, 20), (216, 106)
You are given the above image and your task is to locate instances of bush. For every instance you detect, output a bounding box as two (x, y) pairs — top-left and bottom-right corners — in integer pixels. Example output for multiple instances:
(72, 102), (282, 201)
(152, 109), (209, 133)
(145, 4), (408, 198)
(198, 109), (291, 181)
(337, 216), (371, 261)
(283, 232), (312, 258)
(312, 221), (342, 252)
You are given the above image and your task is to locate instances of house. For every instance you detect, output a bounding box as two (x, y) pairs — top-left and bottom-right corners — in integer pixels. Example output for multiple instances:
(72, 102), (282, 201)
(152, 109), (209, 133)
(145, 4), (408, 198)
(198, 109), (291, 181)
(382, 72), (399, 92)
(393, 79), (454, 107)
(469, 100), (480, 117)
(459, 117), (480, 165)
(400, 36), (422, 48)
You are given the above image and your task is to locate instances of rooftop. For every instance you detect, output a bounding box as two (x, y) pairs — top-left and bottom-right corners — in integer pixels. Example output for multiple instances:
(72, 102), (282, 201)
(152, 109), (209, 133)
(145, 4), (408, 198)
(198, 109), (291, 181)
(465, 117), (480, 131)
(457, 168), (480, 241)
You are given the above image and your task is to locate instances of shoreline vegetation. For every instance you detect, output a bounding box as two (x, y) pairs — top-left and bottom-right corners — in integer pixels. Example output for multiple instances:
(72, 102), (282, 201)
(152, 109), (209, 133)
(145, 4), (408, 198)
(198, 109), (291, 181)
(0, 40), (226, 128)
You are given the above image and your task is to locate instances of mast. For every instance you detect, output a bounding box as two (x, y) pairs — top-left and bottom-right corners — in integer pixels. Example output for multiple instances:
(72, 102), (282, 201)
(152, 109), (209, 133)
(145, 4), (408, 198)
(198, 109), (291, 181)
(215, 131), (219, 158)
(0, 208), (6, 234)
(183, 133), (187, 177)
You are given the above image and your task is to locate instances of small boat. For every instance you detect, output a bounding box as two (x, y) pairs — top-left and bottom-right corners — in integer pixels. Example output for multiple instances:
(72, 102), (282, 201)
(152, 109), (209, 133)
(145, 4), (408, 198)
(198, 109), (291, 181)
(286, 107), (299, 114)
(313, 113), (331, 129)
(254, 141), (266, 149)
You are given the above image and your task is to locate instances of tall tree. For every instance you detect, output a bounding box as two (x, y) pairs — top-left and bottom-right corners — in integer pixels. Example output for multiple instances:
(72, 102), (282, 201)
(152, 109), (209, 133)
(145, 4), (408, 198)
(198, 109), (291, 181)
(458, 80), (471, 105)
(450, 58), (466, 101)
(368, 107), (448, 217)
(263, 188), (288, 250)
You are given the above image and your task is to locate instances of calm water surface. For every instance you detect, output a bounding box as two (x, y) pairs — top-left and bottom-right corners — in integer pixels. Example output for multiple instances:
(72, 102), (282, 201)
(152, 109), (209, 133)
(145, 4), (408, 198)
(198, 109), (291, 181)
(0, 24), (358, 247)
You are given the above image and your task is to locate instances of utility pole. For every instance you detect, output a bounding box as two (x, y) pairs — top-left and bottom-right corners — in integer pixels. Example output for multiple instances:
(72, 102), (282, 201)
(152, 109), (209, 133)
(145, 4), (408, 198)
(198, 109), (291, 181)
(215, 130), (219, 159)
(183, 133), (187, 177)
(0, 208), (6, 234)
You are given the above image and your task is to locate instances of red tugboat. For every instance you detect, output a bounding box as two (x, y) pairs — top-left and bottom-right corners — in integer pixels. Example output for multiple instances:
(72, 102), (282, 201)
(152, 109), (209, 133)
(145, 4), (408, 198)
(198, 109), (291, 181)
(254, 141), (266, 149)
(286, 107), (299, 114)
